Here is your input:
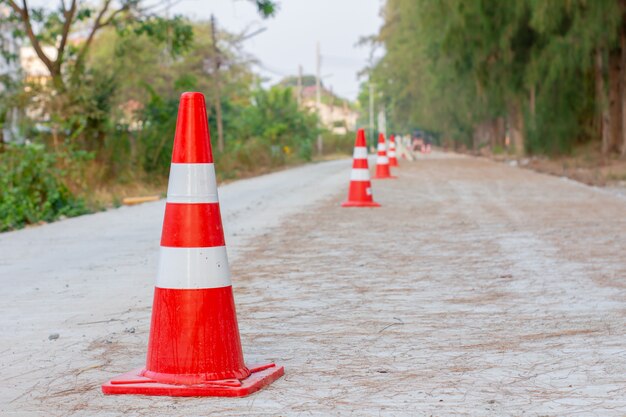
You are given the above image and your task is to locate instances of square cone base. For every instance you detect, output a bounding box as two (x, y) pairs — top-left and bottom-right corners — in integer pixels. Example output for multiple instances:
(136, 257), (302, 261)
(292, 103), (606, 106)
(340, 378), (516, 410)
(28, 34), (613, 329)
(341, 200), (381, 207)
(102, 363), (284, 397)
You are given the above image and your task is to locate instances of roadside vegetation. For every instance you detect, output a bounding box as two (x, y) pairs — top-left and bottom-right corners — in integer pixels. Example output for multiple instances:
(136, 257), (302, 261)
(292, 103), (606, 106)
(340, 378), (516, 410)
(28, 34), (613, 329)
(0, 0), (352, 232)
(366, 0), (626, 169)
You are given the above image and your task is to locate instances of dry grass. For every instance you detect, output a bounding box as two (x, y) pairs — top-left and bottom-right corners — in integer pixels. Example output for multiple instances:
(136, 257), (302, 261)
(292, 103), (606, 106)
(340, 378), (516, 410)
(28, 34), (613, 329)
(87, 180), (167, 209)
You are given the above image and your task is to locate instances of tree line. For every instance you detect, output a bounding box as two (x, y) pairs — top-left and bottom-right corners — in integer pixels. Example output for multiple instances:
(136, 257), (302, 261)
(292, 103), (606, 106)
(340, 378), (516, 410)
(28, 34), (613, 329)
(370, 0), (626, 157)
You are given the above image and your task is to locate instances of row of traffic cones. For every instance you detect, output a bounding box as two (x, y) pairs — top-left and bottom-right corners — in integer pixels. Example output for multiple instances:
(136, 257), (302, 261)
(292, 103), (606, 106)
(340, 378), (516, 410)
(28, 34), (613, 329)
(342, 130), (400, 208)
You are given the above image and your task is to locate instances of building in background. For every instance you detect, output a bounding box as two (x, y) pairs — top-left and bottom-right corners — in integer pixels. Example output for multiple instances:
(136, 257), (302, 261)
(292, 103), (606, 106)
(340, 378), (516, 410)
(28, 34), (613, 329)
(20, 45), (56, 85)
(300, 85), (359, 135)
(280, 75), (359, 135)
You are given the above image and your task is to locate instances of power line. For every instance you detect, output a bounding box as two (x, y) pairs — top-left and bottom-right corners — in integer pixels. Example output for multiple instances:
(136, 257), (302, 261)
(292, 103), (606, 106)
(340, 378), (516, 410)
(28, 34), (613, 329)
(252, 62), (291, 77)
(321, 54), (366, 65)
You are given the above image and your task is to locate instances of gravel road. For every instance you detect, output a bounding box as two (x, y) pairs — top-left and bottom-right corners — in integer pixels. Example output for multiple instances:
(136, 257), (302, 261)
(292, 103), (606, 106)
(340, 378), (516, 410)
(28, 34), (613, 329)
(1, 153), (625, 416)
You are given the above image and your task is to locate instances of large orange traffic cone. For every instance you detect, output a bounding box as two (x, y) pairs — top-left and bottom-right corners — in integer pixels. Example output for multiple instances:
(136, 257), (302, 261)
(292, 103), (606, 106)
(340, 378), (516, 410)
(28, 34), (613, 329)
(388, 134), (399, 167)
(373, 133), (396, 179)
(342, 129), (380, 207)
(102, 92), (284, 397)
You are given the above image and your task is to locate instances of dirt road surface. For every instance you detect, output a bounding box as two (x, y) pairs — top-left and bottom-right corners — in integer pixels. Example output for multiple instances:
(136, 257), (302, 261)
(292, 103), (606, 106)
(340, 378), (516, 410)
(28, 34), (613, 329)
(1, 153), (625, 416)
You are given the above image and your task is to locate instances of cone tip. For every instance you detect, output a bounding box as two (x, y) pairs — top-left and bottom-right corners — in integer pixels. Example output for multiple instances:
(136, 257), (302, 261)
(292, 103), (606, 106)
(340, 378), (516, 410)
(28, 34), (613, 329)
(355, 129), (366, 146)
(172, 91), (212, 163)
(180, 92), (206, 107)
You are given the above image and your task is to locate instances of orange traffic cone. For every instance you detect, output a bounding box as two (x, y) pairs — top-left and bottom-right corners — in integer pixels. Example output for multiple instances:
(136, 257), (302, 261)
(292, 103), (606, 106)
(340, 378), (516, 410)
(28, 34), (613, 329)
(388, 134), (398, 167)
(342, 129), (380, 207)
(373, 133), (396, 179)
(102, 92), (284, 397)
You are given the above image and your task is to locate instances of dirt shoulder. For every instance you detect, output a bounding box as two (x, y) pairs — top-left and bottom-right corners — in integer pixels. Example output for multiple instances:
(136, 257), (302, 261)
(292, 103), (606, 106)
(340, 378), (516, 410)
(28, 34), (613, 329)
(468, 144), (626, 194)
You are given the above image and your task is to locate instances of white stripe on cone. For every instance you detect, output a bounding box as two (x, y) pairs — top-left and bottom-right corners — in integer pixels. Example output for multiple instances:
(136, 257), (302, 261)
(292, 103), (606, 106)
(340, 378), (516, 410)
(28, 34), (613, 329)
(388, 151), (396, 157)
(167, 163), (218, 204)
(377, 156), (389, 164)
(156, 246), (232, 289)
(377, 143), (386, 151)
(353, 147), (368, 159)
(350, 168), (371, 181)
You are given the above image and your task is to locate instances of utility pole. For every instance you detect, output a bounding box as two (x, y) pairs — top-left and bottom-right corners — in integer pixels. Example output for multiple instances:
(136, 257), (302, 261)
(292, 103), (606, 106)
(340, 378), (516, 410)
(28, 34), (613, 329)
(369, 80), (374, 150)
(161, 0), (173, 64)
(210, 14), (225, 152)
(316, 41), (323, 155)
(378, 107), (386, 137)
(329, 86), (334, 130)
(297, 64), (303, 107)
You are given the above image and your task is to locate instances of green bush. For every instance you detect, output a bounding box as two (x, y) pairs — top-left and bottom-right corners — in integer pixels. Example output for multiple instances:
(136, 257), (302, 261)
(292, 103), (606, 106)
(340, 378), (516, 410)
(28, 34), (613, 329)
(0, 144), (89, 231)
(138, 89), (180, 176)
(232, 86), (319, 161)
(321, 131), (355, 156)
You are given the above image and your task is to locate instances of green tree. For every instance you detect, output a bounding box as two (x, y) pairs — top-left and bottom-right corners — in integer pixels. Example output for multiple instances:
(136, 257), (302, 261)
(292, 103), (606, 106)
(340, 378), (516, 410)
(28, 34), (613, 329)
(371, 0), (626, 156)
(0, 0), (278, 150)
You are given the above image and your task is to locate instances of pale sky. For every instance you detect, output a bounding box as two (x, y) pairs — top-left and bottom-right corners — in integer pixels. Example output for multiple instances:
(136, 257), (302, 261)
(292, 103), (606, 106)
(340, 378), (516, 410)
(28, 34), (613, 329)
(169, 0), (385, 101)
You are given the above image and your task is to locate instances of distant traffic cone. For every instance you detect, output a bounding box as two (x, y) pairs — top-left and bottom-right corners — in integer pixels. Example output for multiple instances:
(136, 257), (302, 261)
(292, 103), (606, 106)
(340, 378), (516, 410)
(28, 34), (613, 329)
(373, 133), (396, 179)
(388, 134), (399, 167)
(426, 143), (432, 153)
(342, 129), (380, 207)
(102, 92), (284, 397)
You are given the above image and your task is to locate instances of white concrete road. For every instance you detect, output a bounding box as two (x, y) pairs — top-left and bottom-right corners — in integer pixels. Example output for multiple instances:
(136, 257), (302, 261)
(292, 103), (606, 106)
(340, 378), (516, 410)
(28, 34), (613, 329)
(1, 153), (625, 416)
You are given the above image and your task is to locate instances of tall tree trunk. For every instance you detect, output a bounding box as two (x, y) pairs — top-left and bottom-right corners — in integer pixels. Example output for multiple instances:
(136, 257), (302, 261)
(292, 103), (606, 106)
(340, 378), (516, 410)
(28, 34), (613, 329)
(472, 125), (480, 150)
(529, 84), (536, 118)
(487, 118), (505, 150)
(473, 120), (489, 150)
(509, 102), (525, 156)
(494, 117), (505, 148)
(488, 121), (496, 149)
(621, 30), (626, 156)
(528, 85), (536, 148)
(596, 49), (611, 155)
(608, 47), (622, 154)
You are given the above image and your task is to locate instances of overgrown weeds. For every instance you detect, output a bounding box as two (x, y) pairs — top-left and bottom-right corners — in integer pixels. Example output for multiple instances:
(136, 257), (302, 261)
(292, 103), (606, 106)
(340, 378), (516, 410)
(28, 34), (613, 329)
(0, 144), (90, 231)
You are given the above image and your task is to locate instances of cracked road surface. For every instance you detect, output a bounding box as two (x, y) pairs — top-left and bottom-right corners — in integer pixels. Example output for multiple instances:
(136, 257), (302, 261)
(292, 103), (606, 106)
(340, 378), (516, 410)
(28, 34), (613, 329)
(1, 153), (625, 416)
